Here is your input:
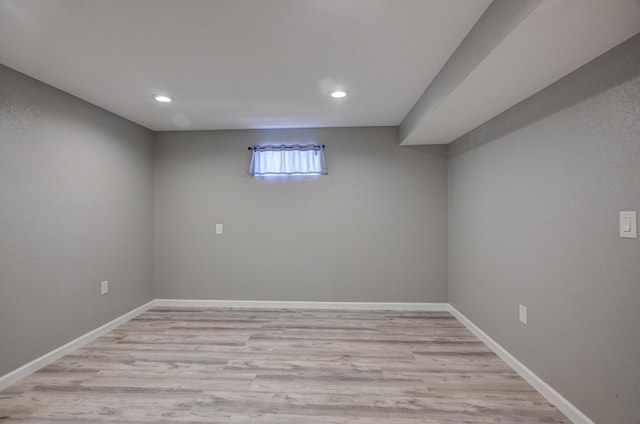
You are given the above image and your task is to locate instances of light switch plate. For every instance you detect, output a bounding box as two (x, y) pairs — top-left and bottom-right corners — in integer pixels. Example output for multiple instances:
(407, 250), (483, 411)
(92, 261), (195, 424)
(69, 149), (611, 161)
(215, 224), (223, 235)
(620, 211), (637, 239)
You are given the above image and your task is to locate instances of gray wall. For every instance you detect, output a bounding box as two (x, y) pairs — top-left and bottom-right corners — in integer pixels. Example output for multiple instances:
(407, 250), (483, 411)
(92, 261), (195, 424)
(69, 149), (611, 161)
(154, 127), (448, 302)
(447, 35), (640, 424)
(0, 65), (155, 376)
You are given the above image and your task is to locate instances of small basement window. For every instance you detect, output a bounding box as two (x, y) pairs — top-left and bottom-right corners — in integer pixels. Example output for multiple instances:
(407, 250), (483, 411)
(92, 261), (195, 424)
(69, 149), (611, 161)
(248, 144), (327, 176)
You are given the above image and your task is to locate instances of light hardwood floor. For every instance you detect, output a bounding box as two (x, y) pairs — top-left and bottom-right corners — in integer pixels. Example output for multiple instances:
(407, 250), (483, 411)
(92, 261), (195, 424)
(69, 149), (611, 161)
(0, 307), (570, 423)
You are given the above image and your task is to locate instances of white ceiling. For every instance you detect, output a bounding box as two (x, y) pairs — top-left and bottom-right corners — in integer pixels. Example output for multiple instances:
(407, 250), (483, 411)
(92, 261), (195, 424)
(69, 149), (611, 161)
(400, 0), (640, 145)
(1, 0), (639, 143)
(0, 0), (490, 131)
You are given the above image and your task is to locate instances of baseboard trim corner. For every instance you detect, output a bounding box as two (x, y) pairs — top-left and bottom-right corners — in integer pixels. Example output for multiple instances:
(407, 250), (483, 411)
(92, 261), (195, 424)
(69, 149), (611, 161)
(154, 298), (449, 311)
(0, 299), (156, 391)
(447, 305), (594, 424)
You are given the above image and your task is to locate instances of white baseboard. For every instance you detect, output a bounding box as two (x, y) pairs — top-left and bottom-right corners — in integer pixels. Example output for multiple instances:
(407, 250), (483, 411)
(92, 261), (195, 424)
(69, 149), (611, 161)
(0, 300), (155, 391)
(154, 299), (450, 311)
(447, 305), (594, 424)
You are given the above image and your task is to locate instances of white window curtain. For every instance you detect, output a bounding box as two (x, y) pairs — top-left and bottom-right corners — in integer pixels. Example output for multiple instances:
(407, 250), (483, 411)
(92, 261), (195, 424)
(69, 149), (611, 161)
(248, 144), (328, 176)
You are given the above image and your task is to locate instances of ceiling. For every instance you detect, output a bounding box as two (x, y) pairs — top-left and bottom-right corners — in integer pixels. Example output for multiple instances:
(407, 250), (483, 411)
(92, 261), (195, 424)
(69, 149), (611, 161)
(1, 0), (639, 144)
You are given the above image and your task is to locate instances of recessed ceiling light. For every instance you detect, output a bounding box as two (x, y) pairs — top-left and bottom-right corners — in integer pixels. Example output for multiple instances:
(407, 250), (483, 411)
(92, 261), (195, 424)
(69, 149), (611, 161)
(330, 89), (348, 99)
(153, 94), (173, 103)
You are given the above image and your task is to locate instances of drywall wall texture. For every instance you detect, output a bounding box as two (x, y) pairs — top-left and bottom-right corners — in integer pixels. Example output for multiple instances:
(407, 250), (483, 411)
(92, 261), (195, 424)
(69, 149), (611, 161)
(0, 65), (155, 376)
(448, 34), (640, 424)
(154, 127), (448, 302)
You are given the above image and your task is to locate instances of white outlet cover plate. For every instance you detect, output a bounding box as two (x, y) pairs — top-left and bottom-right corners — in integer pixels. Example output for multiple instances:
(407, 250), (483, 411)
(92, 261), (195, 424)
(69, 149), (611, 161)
(101, 281), (108, 295)
(519, 304), (527, 324)
(620, 211), (637, 239)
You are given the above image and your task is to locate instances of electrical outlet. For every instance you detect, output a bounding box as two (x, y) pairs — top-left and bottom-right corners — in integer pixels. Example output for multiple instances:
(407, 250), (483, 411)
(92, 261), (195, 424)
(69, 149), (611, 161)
(519, 304), (527, 324)
(101, 280), (109, 295)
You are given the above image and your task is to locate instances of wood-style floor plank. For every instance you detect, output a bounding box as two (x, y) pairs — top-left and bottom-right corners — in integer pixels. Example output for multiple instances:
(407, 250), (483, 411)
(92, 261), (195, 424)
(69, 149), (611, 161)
(0, 307), (570, 423)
